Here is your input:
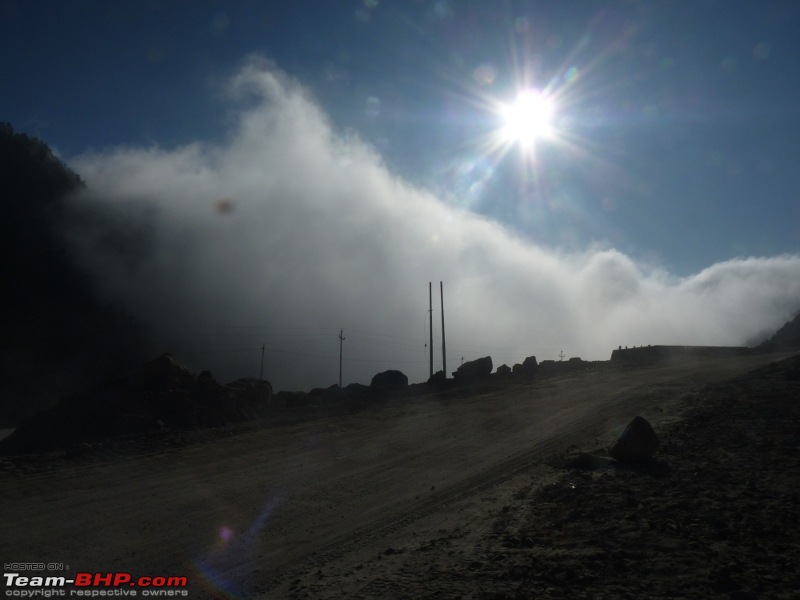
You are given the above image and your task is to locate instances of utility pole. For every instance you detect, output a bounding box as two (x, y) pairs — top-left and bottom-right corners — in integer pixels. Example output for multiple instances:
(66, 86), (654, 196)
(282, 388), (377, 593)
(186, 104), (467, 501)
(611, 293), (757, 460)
(429, 282), (433, 378)
(440, 281), (447, 377)
(260, 344), (265, 380)
(559, 349), (565, 361)
(338, 329), (345, 389)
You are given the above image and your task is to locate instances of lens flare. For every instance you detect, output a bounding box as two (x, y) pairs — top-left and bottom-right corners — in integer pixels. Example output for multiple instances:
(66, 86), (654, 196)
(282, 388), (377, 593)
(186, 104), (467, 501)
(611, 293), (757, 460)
(218, 525), (234, 542)
(193, 496), (282, 598)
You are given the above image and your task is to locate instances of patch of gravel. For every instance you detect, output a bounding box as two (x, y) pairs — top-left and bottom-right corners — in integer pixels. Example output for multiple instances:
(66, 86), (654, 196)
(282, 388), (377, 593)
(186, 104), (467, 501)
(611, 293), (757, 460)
(437, 355), (800, 599)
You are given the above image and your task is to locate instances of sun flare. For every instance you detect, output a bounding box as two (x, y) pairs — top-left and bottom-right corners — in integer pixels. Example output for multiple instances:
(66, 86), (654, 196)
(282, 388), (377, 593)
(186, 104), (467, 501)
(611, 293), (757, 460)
(499, 90), (555, 146)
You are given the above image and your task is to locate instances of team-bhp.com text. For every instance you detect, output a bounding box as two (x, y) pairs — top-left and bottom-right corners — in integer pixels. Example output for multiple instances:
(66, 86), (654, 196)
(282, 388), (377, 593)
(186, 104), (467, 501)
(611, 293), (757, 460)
(4, 573), (188, 597)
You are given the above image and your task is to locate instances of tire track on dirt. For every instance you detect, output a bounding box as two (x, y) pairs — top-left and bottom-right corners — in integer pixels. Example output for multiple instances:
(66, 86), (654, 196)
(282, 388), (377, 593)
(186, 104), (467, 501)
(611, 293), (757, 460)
(251, 380), (685, 596)
(252, 354), (785, 596)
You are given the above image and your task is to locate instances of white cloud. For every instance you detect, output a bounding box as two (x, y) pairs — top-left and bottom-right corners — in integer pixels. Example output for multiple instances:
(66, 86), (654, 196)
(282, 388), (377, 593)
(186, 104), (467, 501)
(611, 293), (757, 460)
(67, 57), (800, 390)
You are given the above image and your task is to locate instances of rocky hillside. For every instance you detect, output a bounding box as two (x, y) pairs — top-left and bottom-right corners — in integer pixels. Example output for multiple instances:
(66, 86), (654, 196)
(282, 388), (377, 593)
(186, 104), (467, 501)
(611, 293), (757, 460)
(0, 124), (146, 426)
(0, 354), (275, 455)
(759, 310), (800, 350)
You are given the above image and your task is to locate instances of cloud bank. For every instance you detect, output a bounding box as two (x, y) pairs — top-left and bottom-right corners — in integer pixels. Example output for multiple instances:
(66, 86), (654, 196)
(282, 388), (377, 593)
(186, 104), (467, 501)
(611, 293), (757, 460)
(67, 57), (800, 391)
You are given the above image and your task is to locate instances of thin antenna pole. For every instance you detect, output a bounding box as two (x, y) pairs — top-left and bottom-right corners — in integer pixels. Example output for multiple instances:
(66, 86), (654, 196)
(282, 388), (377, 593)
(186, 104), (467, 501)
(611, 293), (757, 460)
(429, 282), (433, 378)
(260, 344), (265, 380)
(440, 281), (447, 377)
(559, 349), (565, 361)
(339, 329), (346, 388)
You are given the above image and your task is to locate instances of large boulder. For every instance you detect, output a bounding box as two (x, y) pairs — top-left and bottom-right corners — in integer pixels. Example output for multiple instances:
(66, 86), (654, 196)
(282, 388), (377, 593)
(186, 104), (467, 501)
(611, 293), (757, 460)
(453, 356), (493, 382)
(610, 416), (659, 463)
(512, 355), (538, 378)
(370, 369), (408, 391)
(496, 364), (512, 377)
(427, 370), (446, 387)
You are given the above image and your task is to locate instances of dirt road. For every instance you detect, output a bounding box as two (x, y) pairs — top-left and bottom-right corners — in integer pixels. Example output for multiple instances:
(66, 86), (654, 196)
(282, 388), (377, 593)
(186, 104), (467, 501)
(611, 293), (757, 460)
(1, 352), (790, 598)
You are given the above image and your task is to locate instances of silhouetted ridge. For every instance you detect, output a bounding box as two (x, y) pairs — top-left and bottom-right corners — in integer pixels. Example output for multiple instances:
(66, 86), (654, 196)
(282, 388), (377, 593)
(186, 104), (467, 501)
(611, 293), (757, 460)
(0, 123), (145, 426)
(758, 310), (800, 350)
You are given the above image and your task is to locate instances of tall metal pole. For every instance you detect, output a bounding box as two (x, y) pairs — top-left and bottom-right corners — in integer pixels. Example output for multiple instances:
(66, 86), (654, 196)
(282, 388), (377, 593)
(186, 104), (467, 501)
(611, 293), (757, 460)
(260, 344), (265, 380)
(429, 282), (433, 378)
(440, 281), (447, 377)
(339, 329), (345, 388)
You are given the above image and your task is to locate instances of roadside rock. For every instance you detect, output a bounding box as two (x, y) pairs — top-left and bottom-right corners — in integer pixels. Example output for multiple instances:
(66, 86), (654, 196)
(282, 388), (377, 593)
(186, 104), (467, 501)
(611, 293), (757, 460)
(308, 384), (342, 402)
(0, 354), (278, 455)
(427, 370), (446, 387)
(371, 370), (409, 392)
(512, 356), (538, 378)
(140, 352), (194, 391)
(225, 378), (273, 403)
(610, 416), (659, 463)
(344, 383), (370, 395)
(453, 356), (493, 382)
(496, 364), (512, 377)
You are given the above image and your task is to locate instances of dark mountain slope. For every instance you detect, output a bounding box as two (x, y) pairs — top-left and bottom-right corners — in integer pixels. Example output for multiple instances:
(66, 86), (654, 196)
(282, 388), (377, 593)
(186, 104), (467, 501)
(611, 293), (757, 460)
(0, 123), (145, 426)
(758, 310), (800, 351)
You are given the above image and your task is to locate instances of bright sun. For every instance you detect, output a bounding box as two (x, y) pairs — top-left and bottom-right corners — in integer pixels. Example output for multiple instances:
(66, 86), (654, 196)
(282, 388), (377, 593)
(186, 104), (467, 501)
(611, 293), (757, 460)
(499, 90), (555, 146)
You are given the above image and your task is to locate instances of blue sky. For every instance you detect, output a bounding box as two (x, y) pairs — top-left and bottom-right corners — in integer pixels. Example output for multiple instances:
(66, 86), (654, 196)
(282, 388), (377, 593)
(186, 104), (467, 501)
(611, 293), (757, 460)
(3, 1), (800, 387)
(4, 0), (799, 274)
